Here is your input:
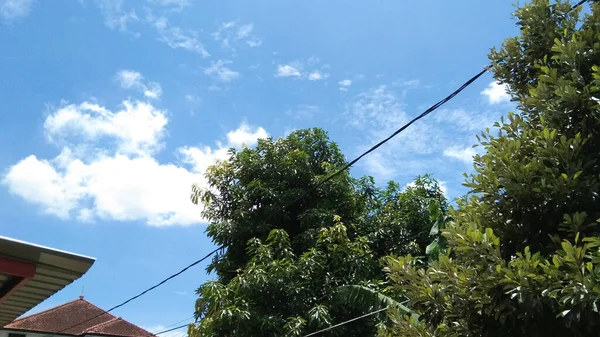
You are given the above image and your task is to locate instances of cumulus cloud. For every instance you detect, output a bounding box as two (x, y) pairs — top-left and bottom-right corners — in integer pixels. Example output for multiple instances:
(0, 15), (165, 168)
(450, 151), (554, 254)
(2, 87), (268, 226)
(226, 123), (268, 147)
(338, 79), (352, 91)
(204, 60), (240, 83)
(275, 64), (302, 78)
(44, 100), (167, 156)
(308, 70), (329, 81)
(275, 59), (328, 81)
(443, 146), (477, 164)
(481, 81), (510, 104)
(116, 70), (162, 99)
(0, 0), (33, 23)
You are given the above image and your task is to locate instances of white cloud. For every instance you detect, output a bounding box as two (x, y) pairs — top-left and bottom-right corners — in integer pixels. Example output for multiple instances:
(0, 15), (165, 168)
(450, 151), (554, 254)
(339, 79), (352, 91)
(96, 0), (138, 32)
(339, 79), (352, 87)
(117, 70), (143, 88)
(434, 108), (496, 132)
(3, 154), (85, 219)
(226, 122), (268, 147)
(44, 100), (167, 156)
(275, 59), (328, 81)
(0, 0), (33, 22)
(2, 87), (268, 226)
(151, 16), (209, 57)
(211, 21), (261, 50)
(97, 6), (208, 55)
(246, 37), (262, 47)
(481, 81), (510, 104)
(443, 146), (477, 164)
(346, 85), (457, 180)
(185, 94), (201, 104)
(204, 60), (240, 83)
(363, 153), (397, 181)
(236, 23), (253, 39)
(275, 64), (302, 78)
(439, 181), (448, 196)
(116, 70), (162, 99)
(308, 70), (329, 81)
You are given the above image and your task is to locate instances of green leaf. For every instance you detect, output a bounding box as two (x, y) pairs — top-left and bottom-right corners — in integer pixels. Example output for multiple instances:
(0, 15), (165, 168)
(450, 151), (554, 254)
(338, 285), (411, 315)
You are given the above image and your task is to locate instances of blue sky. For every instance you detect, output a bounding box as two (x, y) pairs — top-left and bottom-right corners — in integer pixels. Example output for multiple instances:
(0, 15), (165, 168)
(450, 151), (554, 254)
(0, 0), (516, 333)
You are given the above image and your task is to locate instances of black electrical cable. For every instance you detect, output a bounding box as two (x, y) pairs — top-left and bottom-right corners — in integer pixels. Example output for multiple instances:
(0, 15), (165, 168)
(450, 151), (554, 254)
(49, 245), (223, 336)
(154, 323), (192, 335)
(46, 2), (596, 337)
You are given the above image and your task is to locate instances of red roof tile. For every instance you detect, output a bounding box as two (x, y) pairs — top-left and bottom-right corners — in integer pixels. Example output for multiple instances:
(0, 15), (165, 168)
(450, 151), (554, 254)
(84, 317), (155, 337)
(3, 298), (155, 337)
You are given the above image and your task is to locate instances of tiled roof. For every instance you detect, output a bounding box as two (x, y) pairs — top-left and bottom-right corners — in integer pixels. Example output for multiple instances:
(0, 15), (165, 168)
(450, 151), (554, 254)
(3, 298), (155, 337)
(83, 317), (155, 337)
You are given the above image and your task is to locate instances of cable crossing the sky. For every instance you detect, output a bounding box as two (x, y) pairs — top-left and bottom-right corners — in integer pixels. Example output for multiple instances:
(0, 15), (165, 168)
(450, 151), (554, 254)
(47, 1), (596, 336)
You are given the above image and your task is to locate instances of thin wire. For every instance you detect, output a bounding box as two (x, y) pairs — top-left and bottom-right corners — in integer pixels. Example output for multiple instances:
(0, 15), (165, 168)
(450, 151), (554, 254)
(50, 245), (223, 336)
(152, 316), (196, 333)
(302, 306), (390, 337)
(154, 2), (593, 337)
(571, 0), (589, 10)
(154, 323), (192, 335)
(282, 67), (488, 211)
(46, 2), (596, 337)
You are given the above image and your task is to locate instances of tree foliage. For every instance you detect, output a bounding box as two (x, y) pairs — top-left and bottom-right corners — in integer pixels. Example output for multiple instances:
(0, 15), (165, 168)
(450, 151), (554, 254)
(192, 218), (382, 337)
(193, 128), (366, 282)
(383, 1), (600, 336)
(190, 129), (447, 337)
(358, 176), (448, 259)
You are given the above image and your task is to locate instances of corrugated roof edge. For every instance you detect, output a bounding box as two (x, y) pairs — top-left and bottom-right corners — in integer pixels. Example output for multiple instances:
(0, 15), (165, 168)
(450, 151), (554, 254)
(0, 236), (96, 262)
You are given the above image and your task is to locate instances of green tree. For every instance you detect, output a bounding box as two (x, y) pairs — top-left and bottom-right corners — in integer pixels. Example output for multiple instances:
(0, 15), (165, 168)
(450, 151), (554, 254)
(358, 175), (448, 258)
(383, 1), (600, 336)
(190, 129), (447, 337)
(193, 128), (367, 282)
(192, 218), (383, 337)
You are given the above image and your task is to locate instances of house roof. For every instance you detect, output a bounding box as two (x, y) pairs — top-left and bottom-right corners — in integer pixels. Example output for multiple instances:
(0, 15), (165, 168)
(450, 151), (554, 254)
(0, 236), (95, 326)
(3, 298), (155, 337)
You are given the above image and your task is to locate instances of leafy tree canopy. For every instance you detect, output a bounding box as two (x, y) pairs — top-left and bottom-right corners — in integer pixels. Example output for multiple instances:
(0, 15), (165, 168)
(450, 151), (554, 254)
(190, 128), (447, 337)
(383, 1), (600, 336)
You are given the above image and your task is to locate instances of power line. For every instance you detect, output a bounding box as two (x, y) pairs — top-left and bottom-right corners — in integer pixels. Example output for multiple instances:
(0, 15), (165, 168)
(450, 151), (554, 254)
(268, 67), (488, 218)
(151, 316), (196, 334)
(154, 323), (192, 335)
(302, 307), (390, 337)
(572, 0), (589, 10)
(142, 66), (486, 337)
(314, 69), (488, 190)
(48, 2), (597, 337)
(50, 245), (223, 336)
